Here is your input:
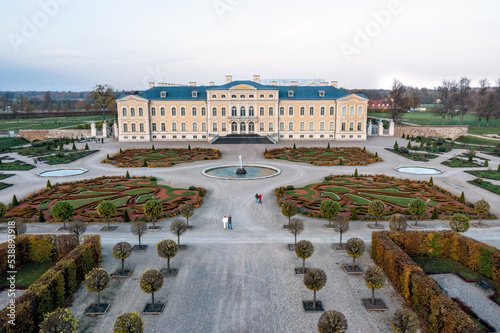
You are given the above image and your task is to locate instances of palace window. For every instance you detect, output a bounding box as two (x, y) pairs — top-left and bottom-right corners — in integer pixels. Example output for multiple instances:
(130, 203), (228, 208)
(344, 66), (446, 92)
(320, 122), (325, 131)
(131, 123), (136, 132)
(193, 122), (198, 131)
(260, 107), (265, 116)
(288, 90), (294, 97)
(300, 106), (305, 116)
(320, 106), (325, 116)
(221, 94), (226, 98)
(212, 107), (217, 117)
(288, 106), (294, 116)
(342, 106), (347, 116)
(279, 107), (285, 116)
(221, 123), (227, 132)
(139, 123), (144, 132)
(279, 122), (285, 131)
(330, 106), (334, 116)
(358, 106), (363, 116)
(349, 122), (354, 131)
(329, 121), (334, 131)
(201, 122), (207, 131)
(357, 122), (362, 131)
(300, 122), (305, 131)
(288, 122), (294, 131)
(231, 94), (237, 98)
(221, 107), (226, 117)
(269, 94), (274, 98)
(240, 94), (245, 98)
(130, 108), (136, 117)
(213, 122), (218, 131)
(152, 123), (157, 131)
(191, 107), (197, 117)
(171, 107), (177, 117)
(341, 122), (346, 131)
(309, 106), (314, 116)
(269, 107), (274, 117)
(161, 107), (165, 117)
(249, 106), (254, 117)
(161, 123), (166, 131)
(232, 106), (237, 117)
(192, 91), (198, 98)
(181, 123), (186, 131)
(240, 106), (246, 117)
(319, 90), (325, 97)
(201, 107), (206, 116)
(309, 121), (314, 131)
(212, 94), (217, 99)
(350, 106), (355, 116)
(269, 122), (274, 131)
(160, 91), (166, 98)
(123, 123), (128, 132)
(172, 123), (177, 131)
(151, 107), (156, 117)
(181, 107), (186, 117)
(122, 108), (127, 117)
(139, 108), (143, 117)
(249, 95), (254, 98)
(260, 94), (265, 98)
(260, 122), (264, 131)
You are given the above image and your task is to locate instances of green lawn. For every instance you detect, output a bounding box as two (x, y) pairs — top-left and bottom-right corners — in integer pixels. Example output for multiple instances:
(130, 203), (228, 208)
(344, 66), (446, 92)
(0, 173), (14, 180)
(466, 170), (500, 180)
(468, 180), (500, 195)
(43, 150), (97, 165)
(0, 160), (35, 171)
(442, 159), (484, 168)
(386, 148), (438, 162)
(0, 137), (29, 149)
(0, 262), (55, 289)
(412, 257), (500, 303)
(0, 115), (115, 131)
(455, 136), (500, 146)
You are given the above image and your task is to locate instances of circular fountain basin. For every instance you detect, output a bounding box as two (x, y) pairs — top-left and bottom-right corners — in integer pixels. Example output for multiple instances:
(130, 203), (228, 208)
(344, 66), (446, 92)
(203, 164), (281, 180)
(37, 168), (88, 177)
(394, 166), (443, 175)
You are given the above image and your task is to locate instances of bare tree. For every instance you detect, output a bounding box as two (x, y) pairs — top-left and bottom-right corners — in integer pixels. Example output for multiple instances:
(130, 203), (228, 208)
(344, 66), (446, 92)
(389, 79), (410, 122)
(288, 218), (304, 245)
(457, 77), (472, 125)
(494, 79), (500, 127)
(12, 220), (27, 236)
(475, 79), (490, 127)
(333, 216), (349, 247)
(436, 80), (458, 125)
(170, 219), (187, 246)
(482, 90), (499, 127)
(131, 222), (148, 247)
(68, 221), (86, 244)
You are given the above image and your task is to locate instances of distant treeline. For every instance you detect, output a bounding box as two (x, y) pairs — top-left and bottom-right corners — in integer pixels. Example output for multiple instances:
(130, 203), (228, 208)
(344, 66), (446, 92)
(0, 110), (116, 120)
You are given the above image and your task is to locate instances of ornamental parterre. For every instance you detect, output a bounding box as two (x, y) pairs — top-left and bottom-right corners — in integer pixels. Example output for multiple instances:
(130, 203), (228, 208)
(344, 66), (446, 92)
(264, 147), (381, 166)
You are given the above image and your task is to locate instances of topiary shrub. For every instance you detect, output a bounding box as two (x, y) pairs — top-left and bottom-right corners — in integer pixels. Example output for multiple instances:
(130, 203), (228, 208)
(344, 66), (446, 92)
(39, 308), (77, 333)
(317, 310), (347, 333)
(345, 238), (365, 268)
(449, 213), (470, 233)
(287, 185), (294, 190)
(389, 214), (407, 231)
(392, 309), (419, 333)
(113, 312), (144, 333)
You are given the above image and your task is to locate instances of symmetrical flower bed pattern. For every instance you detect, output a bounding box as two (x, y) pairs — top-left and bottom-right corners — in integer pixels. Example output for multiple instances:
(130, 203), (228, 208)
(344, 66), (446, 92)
(276, 175), (478, 219)
(5, 176), (206, 222)
(103, 148), (221, 168)
(264, 147), (381, 166)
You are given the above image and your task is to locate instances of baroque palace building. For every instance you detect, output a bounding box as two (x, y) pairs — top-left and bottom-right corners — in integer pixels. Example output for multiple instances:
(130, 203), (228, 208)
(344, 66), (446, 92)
(116, 75), (368, 143)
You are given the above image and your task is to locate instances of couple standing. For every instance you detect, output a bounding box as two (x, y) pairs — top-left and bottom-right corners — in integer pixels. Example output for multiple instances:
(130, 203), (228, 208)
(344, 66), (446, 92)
(255, 193), (262, 204)
(223, 215), (232, 230)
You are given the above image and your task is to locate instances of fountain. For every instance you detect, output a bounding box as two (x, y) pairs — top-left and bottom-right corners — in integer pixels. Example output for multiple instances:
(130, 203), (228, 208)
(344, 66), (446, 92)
(236, 155), (246, 175)
(37, 168), (89, 177)
(394, 166), (443, 175)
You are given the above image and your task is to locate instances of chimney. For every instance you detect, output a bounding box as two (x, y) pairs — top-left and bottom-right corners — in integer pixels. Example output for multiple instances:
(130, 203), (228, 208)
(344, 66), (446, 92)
(291, 81), (298, 87)
(149, 82), (155, 88)
(189, 82), (196, 87)
(226, 75), (232, 84)
(210, 81), (215, 87)
(253, 75), (260, 83)
(331, 81), (338, 88)
(272, 81), (277, 86)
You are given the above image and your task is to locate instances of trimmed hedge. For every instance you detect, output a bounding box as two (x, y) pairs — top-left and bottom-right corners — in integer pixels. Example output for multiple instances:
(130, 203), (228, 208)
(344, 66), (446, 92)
(371, 231), (479, 332)
(0, 235), (101, 333)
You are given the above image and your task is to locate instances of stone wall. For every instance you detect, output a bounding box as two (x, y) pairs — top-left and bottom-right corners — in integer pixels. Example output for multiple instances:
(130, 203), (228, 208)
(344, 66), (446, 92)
(19, 129), (92, 142)
(394, 126), (468, 140)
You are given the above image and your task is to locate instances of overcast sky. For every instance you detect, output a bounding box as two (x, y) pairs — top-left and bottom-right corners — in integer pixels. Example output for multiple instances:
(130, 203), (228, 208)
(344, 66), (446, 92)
(1, 0), (499, 91)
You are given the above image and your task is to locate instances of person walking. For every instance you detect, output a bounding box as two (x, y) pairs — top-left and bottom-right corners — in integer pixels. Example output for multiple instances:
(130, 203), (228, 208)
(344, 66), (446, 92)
(255, 193), (259, 204)
(228, 215), (232, 230)
(222, 216), (228, 229)
(258, 194), (262, 204)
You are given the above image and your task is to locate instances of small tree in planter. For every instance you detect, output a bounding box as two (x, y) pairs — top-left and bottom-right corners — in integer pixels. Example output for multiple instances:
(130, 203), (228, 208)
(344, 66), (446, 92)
(51, 201), (74, 230)
(97, 200), (117, 231)
(113, 312), (144, 333)
(0, 202), (6, 221)
(449, 213), (470, 233)
(40, 308), (77, 333)
(179, 203), (194, 229)
(392, 309), (419, 333)
(85, 268), (110, 314)
(344, 238), (365, 273)
(295, 240), (314, 274)
(281, 201), (298, 225)
(288, 218), (304, 250)
(303, 268), (327, 311)
(140, 269), (164, 313)
(10, 220), (27, 236)
(474, 198), (490, 226)
(68, 221), (86, 244)
(131, 222), (148, 251)
(368, 200), (385, 228)
(333, 216), (349, 249)
(157, 239), (178, 276)
(317, 310), (348, 333)
(320, 199), (340, 228)
(407, 198), (426, 226)
(143, 199), (163, 229)
(363, 266), (386, 309)
(389, 214), (407, 231)
(170, 219), (187, 249)
(112, 242), (132, 277)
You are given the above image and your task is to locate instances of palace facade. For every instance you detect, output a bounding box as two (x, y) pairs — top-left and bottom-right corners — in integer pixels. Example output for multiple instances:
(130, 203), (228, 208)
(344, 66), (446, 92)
(116, 75), (368, 142)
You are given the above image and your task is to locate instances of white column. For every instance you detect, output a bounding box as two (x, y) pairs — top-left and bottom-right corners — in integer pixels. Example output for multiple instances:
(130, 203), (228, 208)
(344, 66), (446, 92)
(389, 120), (395, 136)
(102, 121), (108, 138)
(90, 121), (97, 137)
(367, 121), (373, 136)
(113, 122), (118, 138)
(378, 121), (384, 137)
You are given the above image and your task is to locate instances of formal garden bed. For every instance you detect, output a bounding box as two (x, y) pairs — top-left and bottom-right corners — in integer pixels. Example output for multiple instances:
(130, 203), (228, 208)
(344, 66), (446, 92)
(386, 147), (438, 161)
(42, 150), (97, 165)
(0, 173), (13, 191)
(103, 147), (221, 168)
(466, 169), (500, 181)
(442, 157), (485, 168)
(468, 178), (500, 195)
(0, 157), (35, 171)
(371, 230), (500, 332)
(276, 174), (482, 220)
(0, 261), (55, 290)
(11, 138), (72, 157)
(5, 176), (206, 222)
(264, 146), (381, 166)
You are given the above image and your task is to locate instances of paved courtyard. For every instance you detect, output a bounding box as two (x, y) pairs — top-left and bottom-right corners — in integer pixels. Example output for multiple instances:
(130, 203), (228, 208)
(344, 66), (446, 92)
(1, 136), (500, 332)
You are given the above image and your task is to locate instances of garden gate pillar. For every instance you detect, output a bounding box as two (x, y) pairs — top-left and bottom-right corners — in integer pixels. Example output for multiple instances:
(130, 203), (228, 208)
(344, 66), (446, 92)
(367, 121), (373, 136)
(389, 120), (394, 136)
(102, 121), (108, 138)
(113, 122), (118, 138)
(378, 121), (384, 136)
(90, 121), (97, 137)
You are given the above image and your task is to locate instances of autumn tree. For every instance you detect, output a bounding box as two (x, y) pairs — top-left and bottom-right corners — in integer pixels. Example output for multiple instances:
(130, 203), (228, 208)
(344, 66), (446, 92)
(333, 216), (349, 247)
(304, 268), (327, 309)
(320, 199), (340, 228)
(449, 213), (470, 233)
(0, 202), (6, 220)
(97, 200), (117, 230)
(389, 214), (407, 231)
(89, 84), (115, 121)
(113, 312), (144, 333)
(131, 222), (148, 248)
(407, 198), (427, 226)
(51, 201), (74, 230)
(345, 238), (365, 268)
(288, 218), (304, 245)
(295, 240), (314, 274)
(112, 242), (132, 275)
(40, 308), (77, 333)
(68, 221), (86, 244)
(474, 199), (490, 226)
(392, 309), (419, 333)
(85, 268), (110, 310)
(140, 269), (163, 308)
(368, 200), (386, 227)
(317, 310), (348, 333)
(143, 199), (163, 229)
(281, 201), (298, 224)
(179, 203), (194, 228)
(435, 80), (458, 125)
(170, 219), (187, 246)
(157, 239), (178, 274)
(364, 266), (385, 305)
(389, 78), (410, 121)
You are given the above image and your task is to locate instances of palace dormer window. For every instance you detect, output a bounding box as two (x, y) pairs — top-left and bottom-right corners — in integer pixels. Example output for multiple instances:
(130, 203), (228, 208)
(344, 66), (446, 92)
(249, 94), (254, 98)
(192, 91), (199, 98)
(221, 94), (226, 98)
(319, 90), (325, 97)
(240, 94), (245, 98)
(260, 94), (265, 98)
(288, 90), (294, 97)
(160, 91), (166, 98)
(211, 94), (217, 98)
(231, 94), (237, 98)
